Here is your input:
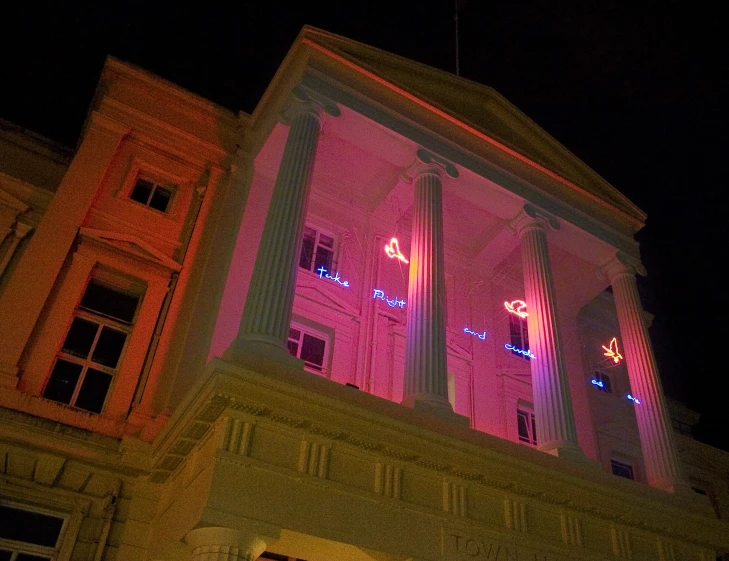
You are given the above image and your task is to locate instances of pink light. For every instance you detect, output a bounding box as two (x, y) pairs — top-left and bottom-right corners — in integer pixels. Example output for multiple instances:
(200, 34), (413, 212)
(384, 238), (408, 264)
(602, 337), (623, 364)
(504, 300), (528, 319)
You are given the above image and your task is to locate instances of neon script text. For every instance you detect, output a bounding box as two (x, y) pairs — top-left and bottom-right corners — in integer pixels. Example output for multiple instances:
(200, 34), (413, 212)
(504, 343), (536, 359)
(504, 300), (529, 318)
(602, 337), (623, 364)
(626, 394), (642, 405)
(384, 238), (409, 264)
(373, 289), (406, 308)
(591, 379), (605, 388)
(317, 267), (349, 287)
(464, 327), (487, 340)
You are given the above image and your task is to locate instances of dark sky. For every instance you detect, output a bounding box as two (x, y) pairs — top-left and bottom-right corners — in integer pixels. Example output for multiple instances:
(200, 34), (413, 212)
(2, 1), (727, 451)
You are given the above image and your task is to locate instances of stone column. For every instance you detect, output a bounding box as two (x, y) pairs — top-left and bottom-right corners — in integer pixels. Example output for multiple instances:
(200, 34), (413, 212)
(186, 527), (267, 561)
(512, 204), (581, 458)
(604, 253), (685, 492)
(402, 149), (458, 413)
(224, 87), (338, 365)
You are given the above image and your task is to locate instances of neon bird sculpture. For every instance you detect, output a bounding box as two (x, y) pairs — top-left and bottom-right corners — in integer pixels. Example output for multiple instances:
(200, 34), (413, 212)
(602, 337), (623, 364)
(384, 238), (409, 264)
(504, 300), (529, 319)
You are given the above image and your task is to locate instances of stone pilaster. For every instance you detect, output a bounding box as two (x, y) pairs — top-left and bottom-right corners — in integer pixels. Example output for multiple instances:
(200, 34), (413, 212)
(603, 253), (685, 492)
(186, 527), (267, 561)
(511, 204), (581, 458)
(224, 87), (338, 365)
(402, 149), (458, 413)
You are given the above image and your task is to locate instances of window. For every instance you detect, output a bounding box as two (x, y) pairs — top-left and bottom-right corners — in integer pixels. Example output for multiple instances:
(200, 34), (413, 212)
(672, 418), (693, 436)
(299, 226), (334, 274)
(509, 314), (530, 358)
(610, 460), (634, 480)
(42, 279), (142, 414)
(130, 177), (174, 213)
(593, 371), (612, 393)
(517, 408), (537, 446)
(0, 503), (66, 560)
(288, 327), (327, 373)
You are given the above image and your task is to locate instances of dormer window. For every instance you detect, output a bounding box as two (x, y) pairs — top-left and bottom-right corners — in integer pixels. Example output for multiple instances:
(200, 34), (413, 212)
(130, 177), (174, 213)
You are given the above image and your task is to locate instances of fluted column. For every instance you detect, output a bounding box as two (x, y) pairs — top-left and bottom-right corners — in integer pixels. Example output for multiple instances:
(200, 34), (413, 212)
(402, 149), (458, 412)
(225, 87), (338, 364)
(186, 527), (267, 561)
(512, 204), (581, 457)
(604, 254), (685, 492)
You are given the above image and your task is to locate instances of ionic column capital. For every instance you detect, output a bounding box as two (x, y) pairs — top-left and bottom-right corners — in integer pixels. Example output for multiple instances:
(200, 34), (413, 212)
(403, 148), (459, 183)
(280, 85), (340, 125)
(600, 251), (647, 282)
(509, 203), (560, 236)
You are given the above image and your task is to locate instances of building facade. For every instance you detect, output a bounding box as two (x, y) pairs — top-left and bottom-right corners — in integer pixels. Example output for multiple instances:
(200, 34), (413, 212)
(1, 27), (728, 561)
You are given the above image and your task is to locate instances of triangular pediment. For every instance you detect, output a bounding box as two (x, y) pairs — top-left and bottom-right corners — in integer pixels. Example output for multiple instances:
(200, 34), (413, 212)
(297, 28), (645, 225)
(79, 227), (182, 271)
(296, 274), (359, 317)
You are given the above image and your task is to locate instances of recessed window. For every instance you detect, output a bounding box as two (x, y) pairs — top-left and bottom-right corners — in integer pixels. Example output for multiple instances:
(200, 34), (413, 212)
(42, 279), (142, 414)
(517, 408), (537, 446)
(130, 177), (174, 213)
(509, 315), (530, 359)
(287, 326), (327, 373)
(610, 459), (634, 480)
(0, 503), (65, 560)
(299, 226), (334, 274)
(593, 371), (612, 393)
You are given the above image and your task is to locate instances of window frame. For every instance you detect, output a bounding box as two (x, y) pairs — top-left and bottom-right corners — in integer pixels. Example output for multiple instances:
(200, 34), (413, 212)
(129, 176), (176, 214)
(0, 501), (68, 561)
(298, 224), (338, 276)
(516, 407), (537, 446)
(610, 459), (635, 480)
(287, 319), (332, 376)
(42, 275), (144, 415)
(115, 157), (187, 220)
(509, 314), (530, 359)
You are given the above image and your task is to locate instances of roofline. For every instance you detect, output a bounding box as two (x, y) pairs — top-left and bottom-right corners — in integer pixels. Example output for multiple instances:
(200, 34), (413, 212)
(301, 37), (646, 231)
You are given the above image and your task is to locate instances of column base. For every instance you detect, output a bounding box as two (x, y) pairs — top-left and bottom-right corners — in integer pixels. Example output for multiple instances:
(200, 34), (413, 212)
(538, 441), (597, 467)
(402, 396), (471, 427)
(223, 337), (304, 372)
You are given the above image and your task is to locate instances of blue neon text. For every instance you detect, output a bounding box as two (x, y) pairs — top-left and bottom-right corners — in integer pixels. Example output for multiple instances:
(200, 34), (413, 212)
(504, 343), (536, 359)
(626, 394), (642, 405)
(464, 327), (487, 340)
(317, 267), (349, 287)
(591, 379), (605, 388)
(373, 289), (406, 308)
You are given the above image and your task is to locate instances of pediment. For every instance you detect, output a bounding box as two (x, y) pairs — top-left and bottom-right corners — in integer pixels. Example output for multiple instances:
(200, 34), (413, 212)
(296, 274), (359, 317)
(297, 27), (645, 225)
(79, 227), (182, 271)
(0, 186), (29, 214)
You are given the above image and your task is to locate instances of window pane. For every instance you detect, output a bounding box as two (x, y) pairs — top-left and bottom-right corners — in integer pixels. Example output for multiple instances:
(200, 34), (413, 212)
(313, 246), (333, 272)
(299, 230), (315, 270)
(130, 178), (154, 204)
(80, 281), (140, 323)
(509, 315), (522, 347)
(0, 550), (11, 561)
(0, 505), (64, 546)
(62, 317), (98, 358)
(91, 327), (127, 368)
(318, 233), (335, 249)
(516, 411), (529, 442)
(74, 369), (112, 414)
(610, 460), (634, 480)
(43, 360), (82, 404)
(300, 334), (325, 371)
(521, 319), (529, 349)
(149, 186), (172, 212)
(289, 328), (301, 340)
(286, 340), (299, 357)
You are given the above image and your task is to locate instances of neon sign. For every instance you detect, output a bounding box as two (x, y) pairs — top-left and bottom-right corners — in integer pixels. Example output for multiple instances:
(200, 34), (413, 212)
(591, 379), (605, 388)
(384, 238), (409, 264)
(504, 343), (536, 359)
(504, 300), (528, 319)
(464, 327), (487, 340)
(373, 289), (406, 308)
(602, 337), (623, 364)
(316, 267), (349, 287)
(626, 394), (642, 405)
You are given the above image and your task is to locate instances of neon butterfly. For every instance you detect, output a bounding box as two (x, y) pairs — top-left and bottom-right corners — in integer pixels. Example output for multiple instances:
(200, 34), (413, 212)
(602, 337), (623, 364)
(384, 237), (409, 264)
(504, 300), (528, 318)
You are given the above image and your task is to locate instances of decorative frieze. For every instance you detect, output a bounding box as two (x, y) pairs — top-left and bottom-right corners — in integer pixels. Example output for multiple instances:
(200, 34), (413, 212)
(443, 480), (467, 516)
(298, 440), (329, 478)
(611, 527), (632, 559)
(504, 497), (527, 532)
(560, 512), (582, 547)
(220, 417), (254, 456)
(374, 462), (402, 499)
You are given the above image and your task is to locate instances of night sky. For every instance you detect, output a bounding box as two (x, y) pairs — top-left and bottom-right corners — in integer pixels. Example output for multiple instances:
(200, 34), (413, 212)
(2, 1), (727, 451)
